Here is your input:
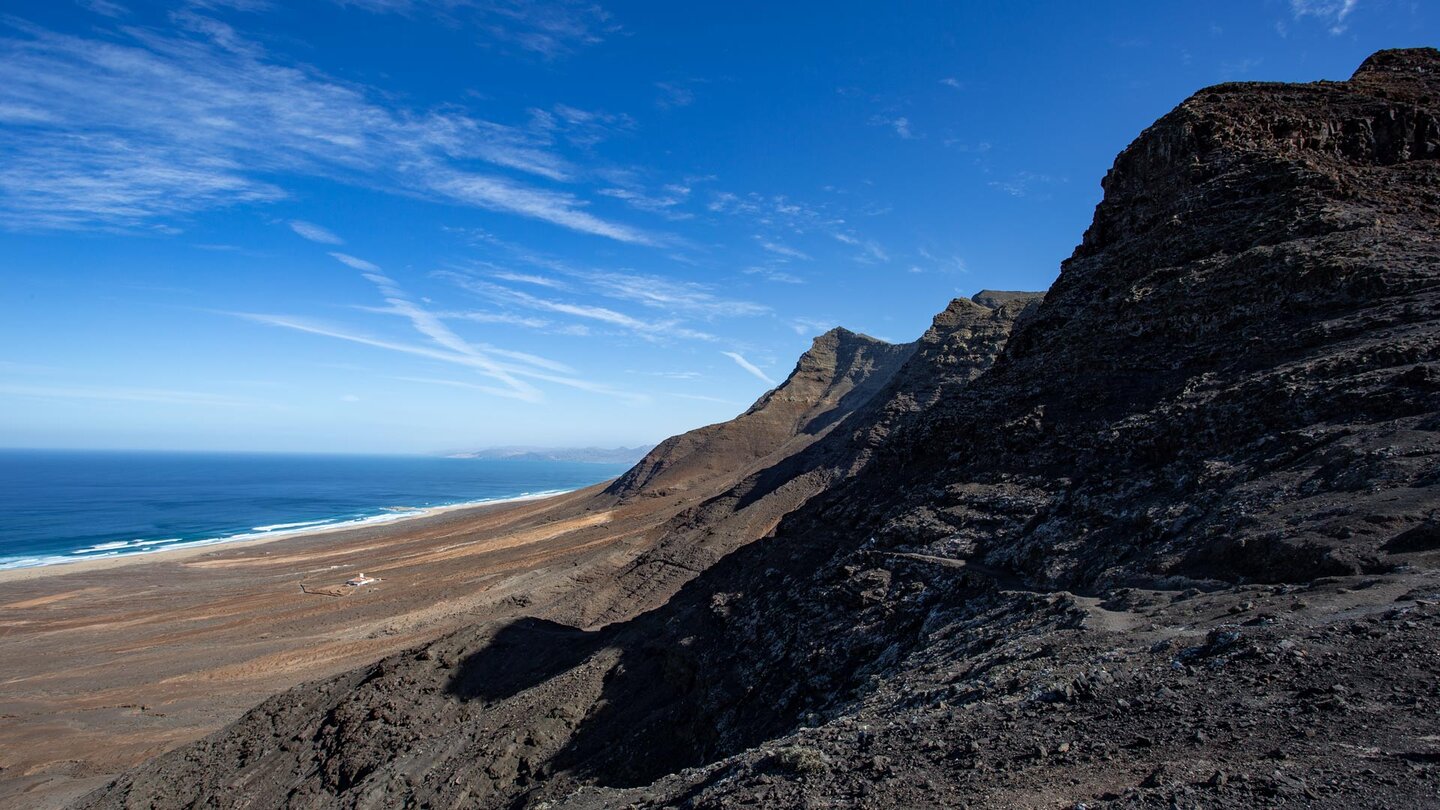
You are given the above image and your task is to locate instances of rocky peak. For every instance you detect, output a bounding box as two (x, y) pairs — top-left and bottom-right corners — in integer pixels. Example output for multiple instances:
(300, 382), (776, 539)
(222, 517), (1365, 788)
(970, 289), (1042, 311)
(914, 292), (1043, 354)
(919, 296), (990, 340)
(1350, 46), (1440, 84)
(848, 291), (1042, 435)
(784, 327), (888, 384)
(814, 324), (860, 341)
(603, 328), (913, 501)
(1075, 46), (1439, 268)
(748, 329), (902, 409)
(921, 292), (1042, 344)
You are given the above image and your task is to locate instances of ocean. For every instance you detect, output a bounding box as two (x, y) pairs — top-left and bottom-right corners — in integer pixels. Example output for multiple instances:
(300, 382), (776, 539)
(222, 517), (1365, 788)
(0, 450), (630, 570)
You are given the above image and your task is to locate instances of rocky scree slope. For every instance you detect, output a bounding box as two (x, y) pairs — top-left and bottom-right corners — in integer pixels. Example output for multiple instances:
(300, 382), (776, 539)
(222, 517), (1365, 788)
(78, 49), (1440, 809)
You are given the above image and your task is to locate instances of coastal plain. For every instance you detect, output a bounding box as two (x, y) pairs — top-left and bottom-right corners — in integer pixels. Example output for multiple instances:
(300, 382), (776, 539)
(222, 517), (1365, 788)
(0, 485), (651, 809)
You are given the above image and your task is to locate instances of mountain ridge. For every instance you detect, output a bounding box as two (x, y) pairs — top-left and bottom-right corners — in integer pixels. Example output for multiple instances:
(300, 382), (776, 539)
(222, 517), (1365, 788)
(603, 327), (915, 501)
(78, 48), (1440, 810)
(548, 290), (1041, 627)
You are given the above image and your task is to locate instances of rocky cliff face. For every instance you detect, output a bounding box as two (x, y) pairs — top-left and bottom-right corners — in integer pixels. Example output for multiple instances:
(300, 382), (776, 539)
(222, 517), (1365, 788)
(856, 46), (1440, 589)
(80, 49), (1440, 810)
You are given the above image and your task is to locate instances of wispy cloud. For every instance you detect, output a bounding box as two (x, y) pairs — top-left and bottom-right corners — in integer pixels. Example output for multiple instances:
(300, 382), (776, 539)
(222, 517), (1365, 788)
(668, 392), (740, 406)
(0, 16), (653, 242)
(721, 351), (774, 385)
(528, 104), (635, 149)
(870, 114), (915, 139)
(491, 271), (568, 289)
(1219, 57), (1263, 79)
(707, 191), (834, 228)
(860, 241), (889, 262)
(833, 232), (888, 263)
(329, 0), (617, 58)
(654, 80), (697, 109)
(479, 345), (576, 374)
(707, 191), (760, 216)
(915, 247), (967, 274)
(446, 275), (719, 342)
(939, 77), (963, 89)
(189, 0), (275, 12)
(756, 238), (811, 261)
(987, 171), (1063, 198)
(0, 359), (61, 374)
(439, 310), (552, 329)
(245, 309), (635, 400)
(706, 190), (854, 264)
(243, 247), (638, 401)
(76, 0), (129, 17)
(790, 317), (836, 336)
(239, 313), (540, 400)
(1289, 0), (1359, 34)
(392, 375), (518, 395)
(0, 134), (284, 230)
(583, 270), (769, 318)
(437, 255), (769, 340)
(395, 372), (645, 403)
(432, 173), (660, 245)
(596, 183), (693, 220)
(743, 266), (804, 284)
(329, 252), (383, 272)
(350, 259), (557, 394)
(290, 220), (343, 244)
(0, 382), (256, 407)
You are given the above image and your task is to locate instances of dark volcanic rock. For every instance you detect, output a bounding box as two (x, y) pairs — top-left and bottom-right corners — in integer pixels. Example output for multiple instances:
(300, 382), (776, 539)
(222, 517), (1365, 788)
(875, 46), (1440, 588)
(78, 49), (1440, 810)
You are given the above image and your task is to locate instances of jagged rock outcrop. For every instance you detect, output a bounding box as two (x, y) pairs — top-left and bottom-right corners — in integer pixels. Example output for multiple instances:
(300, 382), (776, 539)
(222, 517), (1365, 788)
(851, 290), (1043, 450)
(79, 49), (1440, 810)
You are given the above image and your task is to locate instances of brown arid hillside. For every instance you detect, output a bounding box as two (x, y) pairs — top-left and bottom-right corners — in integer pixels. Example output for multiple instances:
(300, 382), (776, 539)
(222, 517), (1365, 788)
(77, 48), (1440, 809)
(603, 326), (914, 503)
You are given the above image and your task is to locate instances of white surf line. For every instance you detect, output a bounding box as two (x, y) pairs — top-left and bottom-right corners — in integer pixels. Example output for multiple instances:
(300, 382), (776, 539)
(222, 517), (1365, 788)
(0, 489), (581, 571)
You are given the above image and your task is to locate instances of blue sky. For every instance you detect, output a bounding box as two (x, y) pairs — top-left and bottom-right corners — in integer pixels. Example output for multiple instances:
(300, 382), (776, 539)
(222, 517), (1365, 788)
(0, 1), (1433, 454)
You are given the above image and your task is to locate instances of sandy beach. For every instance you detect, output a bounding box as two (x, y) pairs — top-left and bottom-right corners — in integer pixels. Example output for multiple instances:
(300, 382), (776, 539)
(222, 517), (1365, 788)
(0, 481), (670, 809)
(0, 489), (577, 583)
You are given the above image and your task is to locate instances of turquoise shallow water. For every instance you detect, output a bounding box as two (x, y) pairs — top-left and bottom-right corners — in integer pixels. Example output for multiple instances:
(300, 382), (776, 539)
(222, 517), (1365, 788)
(0, 450), (629, 569)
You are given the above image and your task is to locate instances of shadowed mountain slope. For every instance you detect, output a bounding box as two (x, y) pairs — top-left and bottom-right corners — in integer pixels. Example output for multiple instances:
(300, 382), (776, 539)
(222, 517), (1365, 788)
(79, 49), (1440, 810)
(552, 292), (1041, 626)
